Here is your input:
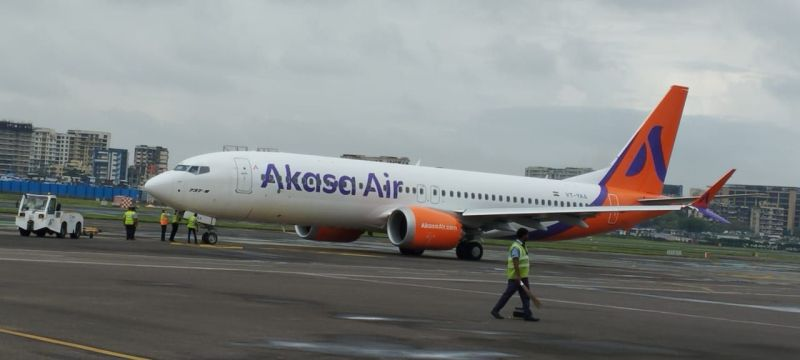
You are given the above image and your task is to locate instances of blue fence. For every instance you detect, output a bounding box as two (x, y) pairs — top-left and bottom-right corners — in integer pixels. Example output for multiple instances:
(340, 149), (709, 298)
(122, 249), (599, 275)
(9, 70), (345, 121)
(0, 181), (140, 200)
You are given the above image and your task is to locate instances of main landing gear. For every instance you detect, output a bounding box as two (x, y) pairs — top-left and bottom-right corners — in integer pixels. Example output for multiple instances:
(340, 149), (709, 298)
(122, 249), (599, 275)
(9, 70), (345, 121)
(456, 241), (483, 261)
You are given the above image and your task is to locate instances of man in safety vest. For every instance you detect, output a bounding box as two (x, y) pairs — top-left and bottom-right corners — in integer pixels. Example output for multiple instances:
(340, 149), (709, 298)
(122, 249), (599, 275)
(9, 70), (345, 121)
(187, 212), (198, 244)
(168, 210), (182, 242)
(491, 228), (539, 321)
(122, 206), (138, 240)
(159, 210), (169, 241)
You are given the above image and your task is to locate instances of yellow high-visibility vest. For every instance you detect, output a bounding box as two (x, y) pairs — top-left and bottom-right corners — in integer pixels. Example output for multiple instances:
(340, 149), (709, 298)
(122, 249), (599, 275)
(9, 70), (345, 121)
(123, 210), (136, 225)
(506, 240), (530, 279)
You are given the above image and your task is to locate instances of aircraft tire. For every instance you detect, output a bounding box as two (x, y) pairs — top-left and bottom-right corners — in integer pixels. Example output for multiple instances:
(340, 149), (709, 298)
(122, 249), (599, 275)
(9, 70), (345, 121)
(206, 232), (218, 245)
(462, 242), (483, 261)
(455, 242), (467, 259)
(19, 228), (30, 237)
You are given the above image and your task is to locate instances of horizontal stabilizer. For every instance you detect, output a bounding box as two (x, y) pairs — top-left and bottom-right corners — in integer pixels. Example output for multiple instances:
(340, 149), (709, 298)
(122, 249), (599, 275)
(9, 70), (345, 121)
(690, 169), (736, 223)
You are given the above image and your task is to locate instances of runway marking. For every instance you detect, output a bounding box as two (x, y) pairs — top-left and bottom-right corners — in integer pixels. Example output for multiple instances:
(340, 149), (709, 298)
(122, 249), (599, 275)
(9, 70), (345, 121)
(169, 243), (243, 250)
(1, 255), (799, 331)
(0, 326), (149, 359)
(259, 246), (385, 258)
(610, 291), (800, 314)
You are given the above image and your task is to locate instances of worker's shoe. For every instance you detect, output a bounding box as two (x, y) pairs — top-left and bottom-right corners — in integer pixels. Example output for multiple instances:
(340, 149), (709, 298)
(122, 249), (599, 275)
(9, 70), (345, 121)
(523, 316), (540, 322)
(490, 310), (504, 319)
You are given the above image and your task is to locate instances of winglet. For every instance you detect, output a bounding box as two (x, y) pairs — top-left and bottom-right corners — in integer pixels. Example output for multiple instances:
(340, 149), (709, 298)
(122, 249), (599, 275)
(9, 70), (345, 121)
(691, 169), (736, 223)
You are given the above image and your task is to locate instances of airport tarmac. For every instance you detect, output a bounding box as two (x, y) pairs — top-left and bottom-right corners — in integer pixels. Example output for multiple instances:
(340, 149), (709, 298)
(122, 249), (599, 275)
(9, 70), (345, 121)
(0, 219), (799, 359)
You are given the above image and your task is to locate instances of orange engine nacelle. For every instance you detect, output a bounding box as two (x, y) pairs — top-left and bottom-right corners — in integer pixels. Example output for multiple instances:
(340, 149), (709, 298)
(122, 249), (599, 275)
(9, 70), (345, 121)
(386, 207), (463, 250)
(295, 225), (363, 242)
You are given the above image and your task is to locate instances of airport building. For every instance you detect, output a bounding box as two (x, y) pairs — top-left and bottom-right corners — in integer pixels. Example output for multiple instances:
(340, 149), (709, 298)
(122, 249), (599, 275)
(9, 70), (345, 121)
(341, 154), (410, 165)
(92, 148), (128, 185)
(130, 145), (169, 186)
(67, 130), (110, 175)
(0, 120), (34, 176)
(711, 184), (799, 236)
(524, 166), (593, 180)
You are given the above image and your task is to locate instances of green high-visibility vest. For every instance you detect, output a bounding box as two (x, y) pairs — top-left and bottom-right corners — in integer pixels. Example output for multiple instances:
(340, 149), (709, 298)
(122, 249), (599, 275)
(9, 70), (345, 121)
(506, 240), (530, 279)
(171, 213), (180, 224)
(123, 210), (136, 225)
(187, 215), (197, 229)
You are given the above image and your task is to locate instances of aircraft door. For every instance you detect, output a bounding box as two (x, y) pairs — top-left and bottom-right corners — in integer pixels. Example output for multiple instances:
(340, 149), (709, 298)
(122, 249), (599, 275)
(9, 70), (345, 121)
(416, 184), (427, 203)
(607, 193), (619, 224)
(234, 158), (253, 194)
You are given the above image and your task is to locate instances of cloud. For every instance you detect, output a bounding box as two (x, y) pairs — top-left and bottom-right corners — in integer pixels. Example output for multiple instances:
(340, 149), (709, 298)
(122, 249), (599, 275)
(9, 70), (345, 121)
(0, 1), (797, 189)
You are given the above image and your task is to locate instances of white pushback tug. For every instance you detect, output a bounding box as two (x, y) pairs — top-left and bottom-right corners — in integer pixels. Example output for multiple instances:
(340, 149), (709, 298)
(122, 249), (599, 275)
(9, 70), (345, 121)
(16, 194), (84, 238)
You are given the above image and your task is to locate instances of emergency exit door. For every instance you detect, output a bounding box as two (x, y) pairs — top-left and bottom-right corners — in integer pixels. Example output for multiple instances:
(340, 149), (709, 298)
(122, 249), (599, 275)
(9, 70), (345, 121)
(234, 158), (252, 194)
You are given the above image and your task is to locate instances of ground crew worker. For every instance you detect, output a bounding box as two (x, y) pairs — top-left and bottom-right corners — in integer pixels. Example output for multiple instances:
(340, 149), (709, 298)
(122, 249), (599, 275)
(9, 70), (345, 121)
(159, 210), (169, 241)
(491, 228), (539, 322)
(168, 210), (182, 242)
(187, 212), (198, 244)
(123, 206), (138, 240)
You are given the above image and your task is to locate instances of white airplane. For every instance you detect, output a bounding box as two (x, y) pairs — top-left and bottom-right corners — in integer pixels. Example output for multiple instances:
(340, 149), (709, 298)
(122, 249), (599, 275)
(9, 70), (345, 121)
(144, 85), (734, 260)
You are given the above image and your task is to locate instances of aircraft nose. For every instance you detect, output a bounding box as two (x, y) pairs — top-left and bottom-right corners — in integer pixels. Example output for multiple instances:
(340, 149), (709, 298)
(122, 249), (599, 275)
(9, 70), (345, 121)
(144, 173), (173, 203)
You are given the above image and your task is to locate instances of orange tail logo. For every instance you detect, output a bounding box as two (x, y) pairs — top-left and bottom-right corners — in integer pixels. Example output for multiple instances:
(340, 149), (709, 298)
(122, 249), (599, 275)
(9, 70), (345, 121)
(600, 85), (688, 195)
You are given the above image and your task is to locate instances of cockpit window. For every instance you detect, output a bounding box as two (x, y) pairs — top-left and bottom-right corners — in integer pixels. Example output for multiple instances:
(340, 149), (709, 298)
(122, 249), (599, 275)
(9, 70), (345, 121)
(174, 164), (210, 175)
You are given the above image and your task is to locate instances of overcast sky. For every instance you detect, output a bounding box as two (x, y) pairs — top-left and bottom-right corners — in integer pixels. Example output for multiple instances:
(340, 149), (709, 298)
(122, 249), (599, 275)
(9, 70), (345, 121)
(1, 1), (798, 190)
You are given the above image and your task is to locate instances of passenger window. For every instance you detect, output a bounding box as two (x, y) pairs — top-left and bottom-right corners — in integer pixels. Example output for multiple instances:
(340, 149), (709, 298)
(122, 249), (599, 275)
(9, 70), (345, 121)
(506, 196), (510, 202)
(492, 195), (496, 201)
(548, 200), (552, 206)
(499, 196), (503, 202)
(359, 182), (364, 189)
(484, 193), (488, 200)
(457, 191), (461, 198)
(560, 201), (565, 207)
(406, 187), (410, 193)
(420, 188), (424, 195)
(398, 187), (403, 193)
(528, 198), (532, 204)
(513, 196), (517, 203)
(413, 187), (417, 194)
(450, 191), (454, 197)
(433, 189), (437, 196)
(478, 194), (482, 200)
(471, 193), (475, 199)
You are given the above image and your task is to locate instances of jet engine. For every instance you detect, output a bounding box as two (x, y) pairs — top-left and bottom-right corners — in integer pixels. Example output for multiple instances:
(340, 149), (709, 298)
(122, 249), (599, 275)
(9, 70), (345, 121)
(295, 225), (363, 242)
(386, 207), (463, 252)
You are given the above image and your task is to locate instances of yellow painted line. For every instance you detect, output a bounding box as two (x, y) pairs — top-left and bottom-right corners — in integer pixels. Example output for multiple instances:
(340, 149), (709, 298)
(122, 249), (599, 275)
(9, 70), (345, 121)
(169, 242), (243, 250)
(0, 326), (149, 360)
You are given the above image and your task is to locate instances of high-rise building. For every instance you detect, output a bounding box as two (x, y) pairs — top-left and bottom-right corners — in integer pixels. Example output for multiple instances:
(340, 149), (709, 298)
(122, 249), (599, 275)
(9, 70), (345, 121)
(130, 145), (169, 186)
(67, 130), (110, 174)
(30, 127), (72, 178)
(92, 148), (128, 185)
(0, 120), (33, 176)
(524, 166), (593, 180)
(341, 154), (410, 165)
(712, 184), (799, 236)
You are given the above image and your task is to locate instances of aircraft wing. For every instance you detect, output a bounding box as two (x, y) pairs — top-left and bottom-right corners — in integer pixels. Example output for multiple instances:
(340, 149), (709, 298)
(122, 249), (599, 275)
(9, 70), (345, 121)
(460, 205), (683, 229)
(638, 193), (763, 205)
